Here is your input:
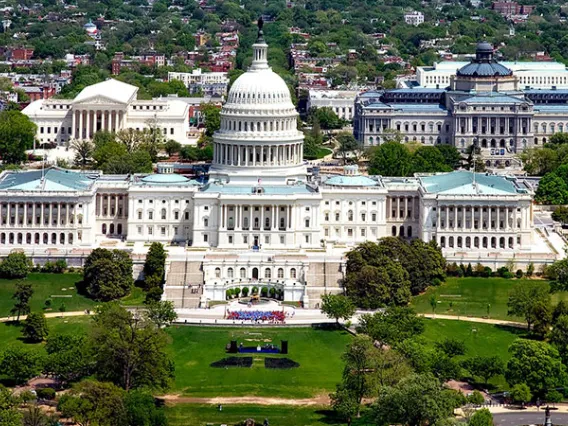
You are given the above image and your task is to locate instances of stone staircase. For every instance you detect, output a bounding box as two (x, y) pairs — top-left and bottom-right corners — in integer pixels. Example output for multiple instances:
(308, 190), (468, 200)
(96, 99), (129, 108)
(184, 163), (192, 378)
(163, 259), (204, 308)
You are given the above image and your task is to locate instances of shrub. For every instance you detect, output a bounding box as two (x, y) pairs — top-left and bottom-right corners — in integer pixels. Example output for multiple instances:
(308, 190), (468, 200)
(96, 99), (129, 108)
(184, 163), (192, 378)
(233, 287), (240, 297)
(516, 269), (524, 279)
(261, 286), (268, 297)
(432, 278), (442, 287)
(269, 287), (276, 298)
(0, 252), (32, 279)
(41, 261), (55, 273)
(481, 266), (492, 278)
(37, 387), (56, 400)
(22, 312), (49, 343)
(251, 286), (259, 295)
(226, 289), (232, 300)
(241, 287), (249, 297)
(467, 390), (485, 405)
(54, 259), (67, 273)
(44, 299), (52, 309)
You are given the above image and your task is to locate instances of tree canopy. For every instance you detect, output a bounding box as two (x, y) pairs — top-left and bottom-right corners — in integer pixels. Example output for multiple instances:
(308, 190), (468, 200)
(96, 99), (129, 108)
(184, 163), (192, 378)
(0, 111), (36, 164)
(84, 248), (133, 301)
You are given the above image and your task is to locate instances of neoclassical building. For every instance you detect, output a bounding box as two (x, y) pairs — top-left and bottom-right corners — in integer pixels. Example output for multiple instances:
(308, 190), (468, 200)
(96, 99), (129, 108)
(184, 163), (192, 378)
(0, 34), (555, 308)
(23, 79), (192, 146)
(354, 42), (568, 167)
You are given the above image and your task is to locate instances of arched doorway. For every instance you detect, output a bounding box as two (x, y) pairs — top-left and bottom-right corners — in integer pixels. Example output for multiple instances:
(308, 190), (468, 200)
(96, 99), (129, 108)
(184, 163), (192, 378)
(252, 268), (259, 280)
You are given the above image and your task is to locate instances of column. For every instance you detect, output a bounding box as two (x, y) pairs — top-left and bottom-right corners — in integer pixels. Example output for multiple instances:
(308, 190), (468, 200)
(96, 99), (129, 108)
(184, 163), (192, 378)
(287, 205), (291, 229)
(396, 198), (400, 219)
(272, 205), (277, 230)
(446, 205), (450, 229)
(14, 203), (18, 227)
(66, 203), (70, 226)
(32, 203), (36, 225)
(260, 205), (265, 230)
(115, 196), (118, 217)
(249, 204), (253, 230)
(72, 110), (76, 139)
(78, 110), (83, 139)
(462, 206), (466, 229)
(236, 205), (241, 230)
(107, 195), (111, 217)
(85, 110), (91, 139)
(101, 110), (106, 131)
(57, 203), (61, 227)
(40, 204), (44, 226)
(237, 145), (241, 166)
(488, 207), (492, 230)
(404, 197), (408, 219)
(496, 206), (500, 230)
(48, 203), (52, 226)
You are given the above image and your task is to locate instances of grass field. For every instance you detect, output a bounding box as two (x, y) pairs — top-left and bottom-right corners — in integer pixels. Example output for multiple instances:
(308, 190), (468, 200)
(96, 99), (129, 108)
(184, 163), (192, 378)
(165, 326), (353, 398)
(0, 273), (147, 318)
(165, 404), (374, 426)
(422, 318), (525, 389)
(412, 277), (568, 321)
(0, 273), (97, 317)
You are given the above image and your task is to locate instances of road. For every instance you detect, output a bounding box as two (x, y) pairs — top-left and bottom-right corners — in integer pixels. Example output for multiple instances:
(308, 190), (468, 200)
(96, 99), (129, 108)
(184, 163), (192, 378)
(494, 411), (568, 426)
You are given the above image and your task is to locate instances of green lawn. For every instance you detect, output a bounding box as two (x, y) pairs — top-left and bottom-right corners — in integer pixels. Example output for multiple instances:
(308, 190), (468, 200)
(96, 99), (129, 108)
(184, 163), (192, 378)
(165, 404), (373, 426)
(0, 273), (97, 317)
(165, 326), (353, 398)
(412, 277), (568, 321)
(422, 318), (525, 390)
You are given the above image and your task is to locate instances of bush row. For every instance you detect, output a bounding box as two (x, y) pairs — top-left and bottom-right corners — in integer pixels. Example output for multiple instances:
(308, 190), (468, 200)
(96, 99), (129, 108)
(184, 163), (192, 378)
(446, 262), (532, 279)
(225, 286), (283, 300)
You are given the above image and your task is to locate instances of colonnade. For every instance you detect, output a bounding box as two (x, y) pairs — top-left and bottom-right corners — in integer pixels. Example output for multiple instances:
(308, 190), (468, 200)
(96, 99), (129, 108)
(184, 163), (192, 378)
(386, 196), (420, 221)
(437, 205), (528, 231)
(0, 231), (77, 245)
(218, 204), (295, 231)
(95, 194), (127, 218)
(72, 109), (125, 140)
(0, 202), (77, 227)
(213, 143), (302, 167)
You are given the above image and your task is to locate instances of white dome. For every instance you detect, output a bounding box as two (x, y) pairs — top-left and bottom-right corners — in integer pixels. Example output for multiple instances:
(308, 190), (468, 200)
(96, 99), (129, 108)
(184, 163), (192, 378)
(227, 69), (292, 107)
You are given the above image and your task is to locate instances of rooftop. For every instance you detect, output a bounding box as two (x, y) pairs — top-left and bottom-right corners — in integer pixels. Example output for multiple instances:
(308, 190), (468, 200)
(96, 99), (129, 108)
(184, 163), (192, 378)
(0, 168), (94, 192)
(419, 171), (527, 195)
(74, 79), (138, 104)
(324, 175), (379, 187)
(201, 183), (314, 195)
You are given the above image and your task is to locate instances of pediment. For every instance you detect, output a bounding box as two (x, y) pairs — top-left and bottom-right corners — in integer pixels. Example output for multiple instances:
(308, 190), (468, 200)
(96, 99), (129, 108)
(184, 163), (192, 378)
(73, 94), (128, 106)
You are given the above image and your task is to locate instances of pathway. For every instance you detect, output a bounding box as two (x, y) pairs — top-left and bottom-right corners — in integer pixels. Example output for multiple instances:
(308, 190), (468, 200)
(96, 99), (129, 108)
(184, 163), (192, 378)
(420, 313), (525, 328)
(0, 311), (91, 323)
(159, 394), (331, 406)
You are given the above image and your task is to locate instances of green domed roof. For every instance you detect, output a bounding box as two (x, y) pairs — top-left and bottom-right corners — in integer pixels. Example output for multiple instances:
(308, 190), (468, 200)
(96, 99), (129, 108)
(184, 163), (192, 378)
(325, 175), (378, 187)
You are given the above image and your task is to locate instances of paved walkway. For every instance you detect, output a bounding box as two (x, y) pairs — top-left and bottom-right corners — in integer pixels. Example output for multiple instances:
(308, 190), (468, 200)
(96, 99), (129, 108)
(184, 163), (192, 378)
(159, 394), (331, 406)
(420, 313), (525, 328)
(0, 311), (91, 323)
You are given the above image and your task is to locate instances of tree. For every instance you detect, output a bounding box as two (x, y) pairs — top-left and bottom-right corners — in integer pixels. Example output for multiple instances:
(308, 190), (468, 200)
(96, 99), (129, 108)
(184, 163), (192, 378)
(320, 293), (356, 324)
(124, 390), (168, 426)
(467, 390), (485, 405)
(0, 385), (22, 426)
(58, 380), (127, 426)
(550, 133), (568, 146)
(310, 106), (342, 130)
(10, 280), (33, 321)
(509, 383), (532, 405)
(92, 141), (128, 170)
(0, 252), (31, 279)
(0, 346), (44, 384)
(116, 128), (143, 153)
(506, 339), (567, 397)
(341, 335), (382, 417)
(548, 258), (568, 292)
(553, 300), (568, 322)
(411, 146), (452, 174)
(0, 110), (36, 164)
(164, 140), (182, 156)
(437, 144), (462, 169)
(44, 334), (92, 384)
(71, 139), (93, 169)
(22, 312), (49, 343)
(507, 282), (551, 331)
(435, 337), (466, 357)
(22, 405), (56, 426)
(329, 386), (358, 426)
(84, 248), (133, 301)
(535, 173), (568, 205)
(145, 301), (177, 328)
(373, 373), (458, 426)
(430, 295), (438, 314)
(200, 103), (221, 137)
(336, 132), (358, 164)
(356, 306), (424, 347)
(90, 303), (174, 391)
(550, 314), (568, 363)
(552, 206), (568, 224)
(367, 142), (412, 176)
(462, 355), (505, 385)
(469, 408), (494, 426)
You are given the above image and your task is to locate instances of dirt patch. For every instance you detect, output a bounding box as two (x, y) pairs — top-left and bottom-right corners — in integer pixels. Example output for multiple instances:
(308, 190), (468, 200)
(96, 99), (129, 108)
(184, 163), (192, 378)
(159, 394), (331, 406)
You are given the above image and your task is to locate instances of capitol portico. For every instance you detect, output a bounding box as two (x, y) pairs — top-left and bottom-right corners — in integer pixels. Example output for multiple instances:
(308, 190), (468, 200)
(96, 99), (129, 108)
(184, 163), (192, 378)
(0, 28), (560, 309)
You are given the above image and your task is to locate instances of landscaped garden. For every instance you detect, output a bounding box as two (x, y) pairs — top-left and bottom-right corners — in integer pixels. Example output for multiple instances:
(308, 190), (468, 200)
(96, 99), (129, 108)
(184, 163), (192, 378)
(412, 277), (568, 320)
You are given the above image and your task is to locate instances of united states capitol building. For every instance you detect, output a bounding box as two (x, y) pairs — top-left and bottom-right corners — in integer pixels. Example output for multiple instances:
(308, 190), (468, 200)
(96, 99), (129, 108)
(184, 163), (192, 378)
(0, 34), (559, 308)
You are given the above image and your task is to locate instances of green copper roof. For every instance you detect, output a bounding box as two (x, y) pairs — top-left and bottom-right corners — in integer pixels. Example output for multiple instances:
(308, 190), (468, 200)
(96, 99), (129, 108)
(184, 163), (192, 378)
(420, 171), (523, 195)
(0, 168), (93, 192)
(141, 174), (190, 184)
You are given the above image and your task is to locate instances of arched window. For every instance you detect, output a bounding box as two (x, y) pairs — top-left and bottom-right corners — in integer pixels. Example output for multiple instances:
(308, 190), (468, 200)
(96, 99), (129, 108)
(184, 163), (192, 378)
(264, 268), (271, 279)
(407, 226), (412, 238)
(509, 237), (514, 248)
(440, 236), (445, 248)
(278, 268), (284, 278)
(240, 267), (246, 278)
(391, 226), (397, 236)
(348, 210), (353, 221)
(102, 223), (107, 234)
(399, 225), (405, 237)
(449, 236), (454, 248)
(290, 268), (297, 278)
(215, 267), (221, 278)
(204, 217), (209, 227)
(228, 268), (234, 278)
(161, 208), (167, 220)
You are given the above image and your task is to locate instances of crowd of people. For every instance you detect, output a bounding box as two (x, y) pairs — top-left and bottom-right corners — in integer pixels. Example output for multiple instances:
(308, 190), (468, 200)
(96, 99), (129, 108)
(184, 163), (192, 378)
(226, 310), (287, 323)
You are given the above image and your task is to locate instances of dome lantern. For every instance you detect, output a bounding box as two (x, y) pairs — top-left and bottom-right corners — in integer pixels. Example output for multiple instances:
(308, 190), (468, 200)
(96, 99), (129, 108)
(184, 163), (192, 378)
(250, 17), (269, 71)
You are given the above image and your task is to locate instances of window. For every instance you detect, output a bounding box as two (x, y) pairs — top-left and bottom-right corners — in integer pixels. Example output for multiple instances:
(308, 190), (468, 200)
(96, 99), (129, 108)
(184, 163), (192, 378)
(161, 227), (166, 236)
(148, 226), (153, 235)
(371, 213), (377, 221)
(137, 226), (142, 235)
(240, 268), (246, 278)
(204, 234), (208, 242)
(361, 228), (366, 237)
(215, 267), (221, 278)
(174, 211), (179, 220)
(138, 211), (142, 220)
(204, 218), (209, 227)
(228, 268), (234, 278)
(228, 236), (233, 244)
(148, 211), (153, 220)
(278, 268), (284, 278)
(347, 228), (353, 237)
(161, 209), (167, 220)
(185, 212), (189, 220)
(280, 235), (285, 244)
(265, 268), (271, 279)
(305, 219), (310, 227)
